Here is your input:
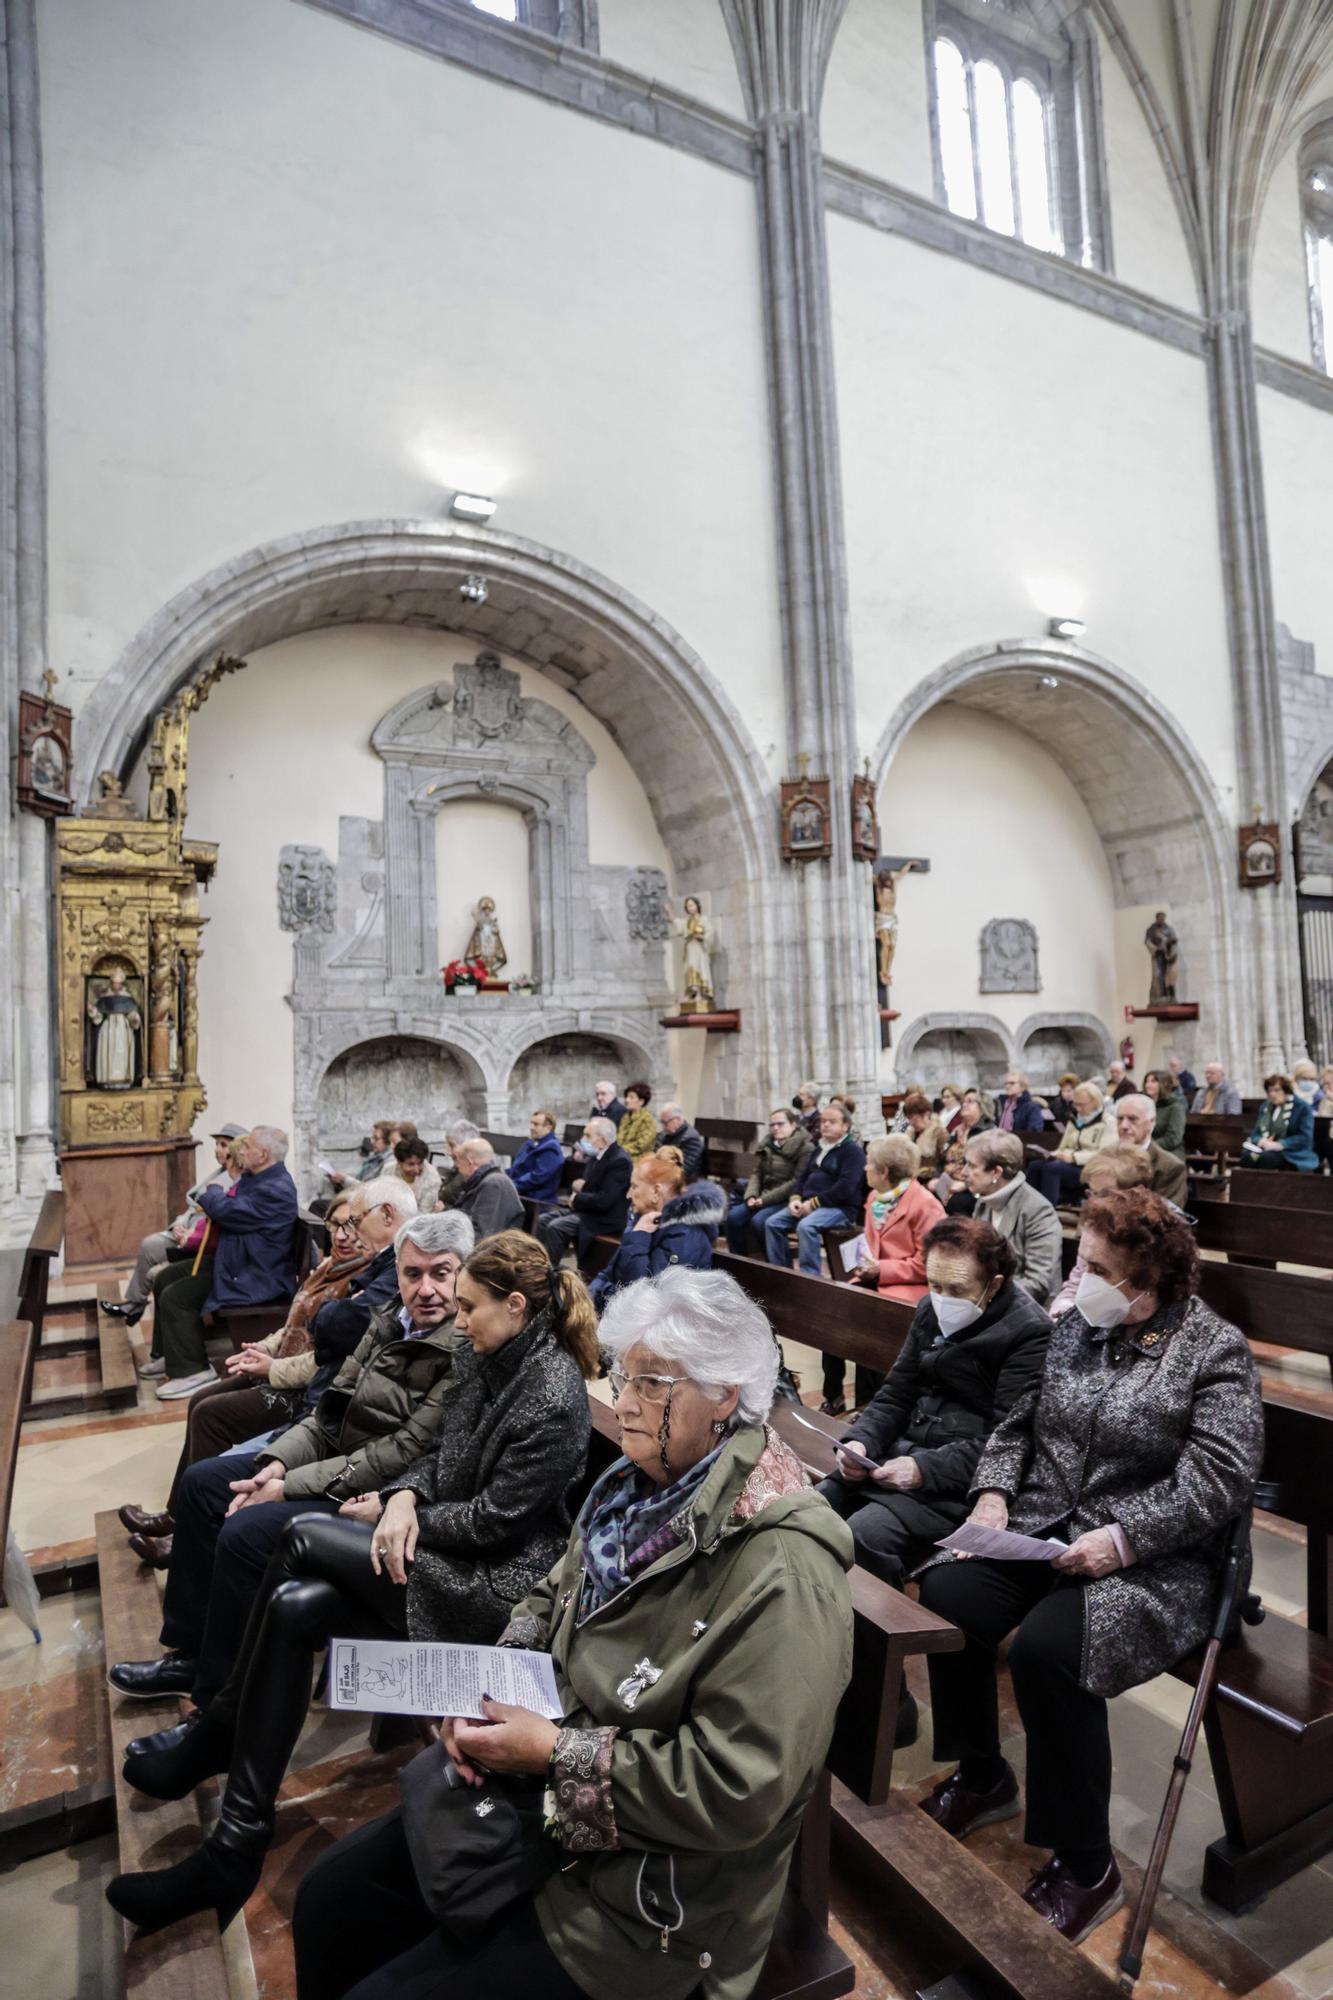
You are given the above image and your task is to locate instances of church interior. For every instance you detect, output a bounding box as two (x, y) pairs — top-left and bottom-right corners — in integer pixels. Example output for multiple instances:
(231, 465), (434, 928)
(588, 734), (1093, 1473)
(3, 0), (1333, 1995)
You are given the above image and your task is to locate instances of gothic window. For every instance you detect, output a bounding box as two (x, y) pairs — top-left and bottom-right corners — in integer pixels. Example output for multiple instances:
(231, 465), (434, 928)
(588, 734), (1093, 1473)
(464, 0), (597, 46)
(927, 0), (1109, 268)
(1302, 115), (1333, 375)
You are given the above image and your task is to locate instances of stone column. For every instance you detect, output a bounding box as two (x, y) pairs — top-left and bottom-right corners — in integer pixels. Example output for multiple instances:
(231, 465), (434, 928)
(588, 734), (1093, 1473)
(720, 0), (880, 1118)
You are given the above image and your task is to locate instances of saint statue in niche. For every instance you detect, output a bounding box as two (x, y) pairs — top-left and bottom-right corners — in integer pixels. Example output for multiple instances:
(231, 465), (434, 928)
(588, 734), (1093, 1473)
(874, 858), (918, 988)
(1144, 911), (1179, 1005)
(85, 965), (143, 1088)
(464, 896), (508, 977)
(666, 896), (717, 1013)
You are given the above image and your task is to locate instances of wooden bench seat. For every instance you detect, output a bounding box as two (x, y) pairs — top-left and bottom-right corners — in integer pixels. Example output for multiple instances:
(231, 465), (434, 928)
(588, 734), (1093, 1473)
(1192, 1198), (1333, 1270)
(1226, 1168), (1333, 1212)
(17, 1193), (140, 1420)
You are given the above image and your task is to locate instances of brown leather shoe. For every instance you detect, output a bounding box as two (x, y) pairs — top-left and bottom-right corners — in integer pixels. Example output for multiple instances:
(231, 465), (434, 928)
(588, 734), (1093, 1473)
(128, 1533), (173, 1569)
(919, 1764), (1021, 1840)
(1023, 1858), (1125, 1944)
(119, 1504), (174, 1537)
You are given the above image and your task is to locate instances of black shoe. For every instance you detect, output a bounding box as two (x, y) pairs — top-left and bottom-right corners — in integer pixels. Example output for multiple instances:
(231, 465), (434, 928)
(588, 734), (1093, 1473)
(101, 1298), (145, 1326)
(106, 1836), (263, 1936)
(124, 1712), (231, 1800)
(819, 1396), (847, 1417)
(107, 1654), (198, 1700)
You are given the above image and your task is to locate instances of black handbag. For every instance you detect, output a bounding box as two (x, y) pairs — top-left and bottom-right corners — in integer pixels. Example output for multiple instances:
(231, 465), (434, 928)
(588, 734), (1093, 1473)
(399, 1740), (556, 1941)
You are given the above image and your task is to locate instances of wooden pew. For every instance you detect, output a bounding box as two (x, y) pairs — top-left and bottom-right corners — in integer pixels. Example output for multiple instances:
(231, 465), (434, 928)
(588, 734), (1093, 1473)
(16, 1190), (64, 1399)
(1226, 1168), (1333, 1212)
(1191, 1199), (1333, 1271)
(1185, 1113), (1250, 1178)
(1197, 1260), (1333, 1383)
(18, 1192), (139, 1420)
(201, 1213), (322, 1347)
(0, 1320), (35, 1605)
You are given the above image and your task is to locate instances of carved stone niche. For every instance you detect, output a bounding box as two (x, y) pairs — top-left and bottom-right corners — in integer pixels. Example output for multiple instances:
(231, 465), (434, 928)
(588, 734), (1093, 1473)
(979, 918), (1040, 994)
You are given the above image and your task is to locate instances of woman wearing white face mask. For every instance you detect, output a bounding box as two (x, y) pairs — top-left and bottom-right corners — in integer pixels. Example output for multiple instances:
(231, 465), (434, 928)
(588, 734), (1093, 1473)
(818, 1216), (1051, 1741)
(919, 1188), (1263, 1949)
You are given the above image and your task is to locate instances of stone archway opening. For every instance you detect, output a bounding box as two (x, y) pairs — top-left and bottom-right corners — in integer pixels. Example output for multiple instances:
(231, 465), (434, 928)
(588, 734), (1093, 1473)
(316, 1034), (488, 1174)
(897, 1016), (1011, 1091)
(506, 1031), (655, 1129)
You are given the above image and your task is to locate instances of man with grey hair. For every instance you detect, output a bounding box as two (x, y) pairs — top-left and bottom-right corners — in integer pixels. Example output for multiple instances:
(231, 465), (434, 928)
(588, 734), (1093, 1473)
(1190, 1060), (1242, 1117)
(656, 1101), (704, 1181)
(1112, 1095), (1188, 1204)
(152, 1126), (300, 1398)
(454, 1136), (524, 1240)
(538, 1113), (632, 1267)
(437, 1118), (482, 1208)
(109, 1207), (475, 1709)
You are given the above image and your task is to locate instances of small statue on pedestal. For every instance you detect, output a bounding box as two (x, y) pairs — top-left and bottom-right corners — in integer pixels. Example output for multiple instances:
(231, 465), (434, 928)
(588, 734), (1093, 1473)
(666, 896), (717, 1013)
(1145, 911), (1179, 1006)
(464, 896), (508, 977)
(86, 966), (143, 1088)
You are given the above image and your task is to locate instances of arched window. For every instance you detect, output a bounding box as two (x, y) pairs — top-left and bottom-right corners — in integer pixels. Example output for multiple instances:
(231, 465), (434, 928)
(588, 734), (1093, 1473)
(1301, 114), (1333, 375)
(927, 0), (1109, 267)
(464, 0), (597, 44)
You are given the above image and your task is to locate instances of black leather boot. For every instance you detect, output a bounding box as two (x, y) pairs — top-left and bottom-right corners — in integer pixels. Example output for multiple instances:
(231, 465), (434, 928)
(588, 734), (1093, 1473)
(124, 1710), (232, 1800)
(106, 1833), (263, 1935)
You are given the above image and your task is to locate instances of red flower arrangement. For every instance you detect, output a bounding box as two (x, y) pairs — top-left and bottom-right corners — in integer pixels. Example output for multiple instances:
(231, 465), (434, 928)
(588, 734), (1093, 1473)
(441, 957), (489, 992)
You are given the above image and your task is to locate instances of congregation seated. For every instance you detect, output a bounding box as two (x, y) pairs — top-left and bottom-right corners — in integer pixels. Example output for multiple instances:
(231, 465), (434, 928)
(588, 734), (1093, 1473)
(102, 1121), (246, 1330)
(436, 1118), (480, 1207)
(762, 1098), (865, 1276)
(453, 1136), (524, 1238)
(615, 1080), (657, 1160)
(508, 1106), (566, 1203)
(1110, 1095), (1188, 1204)
(901, 1089), (950, 1172)
(1167, 1054), (1198, 1099)
(287, 1266), (853, 2000)
(935, 1082), (963, 1133)
(589, 1076), (627, 1131)
(106, 1229), (596, 1939)
(1024, 1081), (1117, 1207)
(589, 1152), (724, 1312)
(955, 1087), (995, 1138)
(655, 1099), (704, 1180)
(1104, 1058), (1135, 1101)
(1243, 1071), (1319, 1171)
(1189, 1059), (1242, 1116)
(918, 1188), (1263, 1944)
(145, 1125), (299, 1401)
(385, 1135), (441, 1212)
(107, 1208), (476, 1714)
(995, 1069), (1044, 1135)
(829, 1091), (862, 1142)
(324, 1118), (394, 1195)
(1144, 1068), (1187, 1158)
(724, 1104), (813, 1254)
(960, 1130), (1062, 1305)
(116, 1186), (387, 1568)
(537, 1115), (632, 1267)
(1050, 1072), (1080, 1127)
(792, 1079), (822, 1138)
(1049, 1147), (1154, 1316)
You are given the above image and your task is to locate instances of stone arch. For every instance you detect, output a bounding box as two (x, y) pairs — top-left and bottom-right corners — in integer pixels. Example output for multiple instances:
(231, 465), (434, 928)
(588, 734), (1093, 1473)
(77, 520), (788, 1111)
(895, 1013), (1014, 1090)
(1013, 1010), (1115, 1083)
(871, 639), (1244, 1080)
(311, 1031), (492, 1170)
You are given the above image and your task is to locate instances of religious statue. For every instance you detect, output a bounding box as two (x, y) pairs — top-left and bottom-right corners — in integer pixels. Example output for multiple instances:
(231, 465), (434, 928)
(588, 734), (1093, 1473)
(1145, 911), (1179, 1005)
(464, 895), (507, 976)
(95, 770), (140, 819)
(665, 896), (717, 1013)
(875, 859), (917, 988)
(86, 965), (142, 1088)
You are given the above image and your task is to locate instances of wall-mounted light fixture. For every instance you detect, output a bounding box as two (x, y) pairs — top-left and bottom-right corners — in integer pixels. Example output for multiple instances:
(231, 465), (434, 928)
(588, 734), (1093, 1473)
(449, 492), (497, 523)
(1047, 616), (1086, 641)
(1038, 674), (1060, 689)
(459, 574), (489, 605)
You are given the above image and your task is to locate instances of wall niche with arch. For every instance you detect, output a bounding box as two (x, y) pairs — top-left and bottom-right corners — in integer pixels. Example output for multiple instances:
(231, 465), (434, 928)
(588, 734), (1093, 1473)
(316, 1036), (486, 1163)
(895, 1014), (1011, 1091)
(505, 1033), (649, 1128)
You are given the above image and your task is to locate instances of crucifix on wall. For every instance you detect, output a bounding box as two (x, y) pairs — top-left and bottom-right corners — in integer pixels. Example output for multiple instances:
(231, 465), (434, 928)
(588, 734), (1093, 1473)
(873, 855), (929, 1048)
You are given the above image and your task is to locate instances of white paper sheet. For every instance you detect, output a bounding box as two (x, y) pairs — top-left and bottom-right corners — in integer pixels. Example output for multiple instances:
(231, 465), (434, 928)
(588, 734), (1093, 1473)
(839, 1234), (869, 1273)
(937, 1522), (1067, 1563)
(329, 1639), (564, 1720)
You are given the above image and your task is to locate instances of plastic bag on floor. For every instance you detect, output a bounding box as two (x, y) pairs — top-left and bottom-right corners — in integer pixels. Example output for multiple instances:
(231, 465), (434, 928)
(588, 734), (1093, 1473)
(3, 1523), (41, 1641)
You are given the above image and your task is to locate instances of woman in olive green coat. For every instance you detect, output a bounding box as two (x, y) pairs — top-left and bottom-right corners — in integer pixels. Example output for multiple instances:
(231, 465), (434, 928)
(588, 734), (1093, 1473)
(293, 1267), (854, 2000)
(1145, 1069), (1187, 1158)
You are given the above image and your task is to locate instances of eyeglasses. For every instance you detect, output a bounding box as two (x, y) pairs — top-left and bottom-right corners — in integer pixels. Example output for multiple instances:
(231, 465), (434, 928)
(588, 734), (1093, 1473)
(608, 1370), (689, 1407)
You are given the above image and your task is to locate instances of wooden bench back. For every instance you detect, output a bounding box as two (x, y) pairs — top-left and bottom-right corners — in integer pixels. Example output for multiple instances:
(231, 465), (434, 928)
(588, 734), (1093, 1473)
(712, 1249), (912, 1375)
(1192, 1200), (1333, 1269)
(1186, 1114), (1250, 1159)
(17, 1187), (64, 1344)
(697, 1116), (762, 1148)
(1226, 1169), (1333, 1213)
(1197, 1261), (1332, 1361)
(0, 1320), (35, 1599)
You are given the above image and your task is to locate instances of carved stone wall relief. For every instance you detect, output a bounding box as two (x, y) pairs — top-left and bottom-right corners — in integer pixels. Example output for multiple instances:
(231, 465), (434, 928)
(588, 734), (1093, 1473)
(979, 918), (1041, 994)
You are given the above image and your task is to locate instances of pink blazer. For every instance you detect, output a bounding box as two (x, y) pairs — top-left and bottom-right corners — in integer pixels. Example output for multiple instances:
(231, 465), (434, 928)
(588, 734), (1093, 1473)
(861, 1177), (945, 1299)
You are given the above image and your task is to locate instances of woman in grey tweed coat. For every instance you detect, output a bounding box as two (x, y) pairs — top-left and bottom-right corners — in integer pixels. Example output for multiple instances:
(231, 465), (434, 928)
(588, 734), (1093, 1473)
(919, 1187), (1263, 1948)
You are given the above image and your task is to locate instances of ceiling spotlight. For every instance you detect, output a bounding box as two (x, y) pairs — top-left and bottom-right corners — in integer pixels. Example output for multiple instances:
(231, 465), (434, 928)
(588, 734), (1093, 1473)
(1048, 616), (1086, 641)
(459, 574), (489, 605)
(449, 492), (497, 523)
(1039, 674), (1060, 689)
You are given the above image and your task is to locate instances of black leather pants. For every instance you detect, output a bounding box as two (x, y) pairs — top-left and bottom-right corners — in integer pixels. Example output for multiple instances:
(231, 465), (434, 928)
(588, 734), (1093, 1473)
(209, 1512), (409, 1855)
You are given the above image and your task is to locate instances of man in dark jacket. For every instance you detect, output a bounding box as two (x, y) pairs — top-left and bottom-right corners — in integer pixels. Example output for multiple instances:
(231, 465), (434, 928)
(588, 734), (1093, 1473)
(727, 1107), (814, 1254)
(995, 1071), (1045, 1136)
(453, 1138), (524, 1239)
(589, 1079), (627, 1131)
(537, 1116), (632, 1266)
(763, 1101), (865, 1275)
(107, 1210), (476, 1709)
(301, 1176), (419, 1387)
(508, 1108), (566, 1205)
(656, 1101), (704, 1181)
(153, 1126), (299, 1399)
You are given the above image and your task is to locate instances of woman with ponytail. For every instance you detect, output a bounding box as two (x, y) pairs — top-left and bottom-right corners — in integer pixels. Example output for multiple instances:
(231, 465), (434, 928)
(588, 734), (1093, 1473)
(108, 1229), (595, 1938)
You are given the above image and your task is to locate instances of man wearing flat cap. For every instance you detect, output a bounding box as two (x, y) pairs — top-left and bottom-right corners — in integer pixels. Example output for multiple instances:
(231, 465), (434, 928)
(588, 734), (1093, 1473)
(102, 1121), (249, 1330)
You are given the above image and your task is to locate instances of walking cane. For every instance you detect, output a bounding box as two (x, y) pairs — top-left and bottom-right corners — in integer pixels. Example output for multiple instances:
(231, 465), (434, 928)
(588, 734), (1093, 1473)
(190, 1218), (213, 1276)
(1116, 1506), (1265, 1991)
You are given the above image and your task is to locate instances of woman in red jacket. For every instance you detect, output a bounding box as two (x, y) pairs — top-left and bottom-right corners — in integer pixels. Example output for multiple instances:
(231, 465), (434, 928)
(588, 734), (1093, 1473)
(852, 1135), (946, 1300)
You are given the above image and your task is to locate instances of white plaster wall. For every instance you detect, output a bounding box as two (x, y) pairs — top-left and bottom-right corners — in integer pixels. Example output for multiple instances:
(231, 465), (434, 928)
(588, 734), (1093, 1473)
(1096, 26), (1198, 311)
(828, 220), (1238, 808)
(1251, 143), (1316, 365)
(820, 0), (935, 197)
(435, 802), (533, 977)
(39, 0), (785, 763)
(1260, 387), (1333, 711)
(596, 0), (748, 120)
(142, 625), (671, 1170)
(879, 705), (1118, 1078)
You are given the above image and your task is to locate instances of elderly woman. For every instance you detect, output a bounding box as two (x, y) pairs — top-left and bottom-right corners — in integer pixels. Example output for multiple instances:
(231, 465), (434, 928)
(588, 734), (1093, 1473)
(1143, 1069), (1187, 1159)
(106, 1229), (597, 1936)
(956, 1088), (995, 1138)
(902, 1090), (951, 1173)
(1048, 1147), (1154, 1317)
(961, 1131), (1062, 1306)
(936, 1083), (964, 1134)
(616, 1080), (657, 1161)
(853, 1136), (944, 1299)
(386, 1135), (442, 1212)
(290, 1267), (854, 2000)
(1244, 1072), (1319, 1171)
(1024, 1080), (1117, 1208)
(919, 1188), (1263, 1944)
(589, 1151), (724, 1312)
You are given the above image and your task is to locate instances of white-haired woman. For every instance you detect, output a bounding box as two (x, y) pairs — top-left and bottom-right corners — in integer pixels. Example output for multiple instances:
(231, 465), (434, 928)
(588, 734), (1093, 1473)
(289, 1267), (855, 2000)
(1024, 1081), (1117, 1208)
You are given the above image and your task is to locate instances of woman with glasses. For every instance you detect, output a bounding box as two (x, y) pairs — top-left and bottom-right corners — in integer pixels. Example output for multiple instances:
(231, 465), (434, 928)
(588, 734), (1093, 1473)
(116, 1192), (370, 1569)
(107, 1230), (596, 1937)
(291, 1265), (854, 2000)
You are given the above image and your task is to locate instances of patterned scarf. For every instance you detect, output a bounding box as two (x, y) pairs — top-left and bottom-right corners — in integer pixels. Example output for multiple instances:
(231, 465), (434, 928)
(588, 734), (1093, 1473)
(578, 1441), (726, 1619)
(870, 1179), (909, 1226)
